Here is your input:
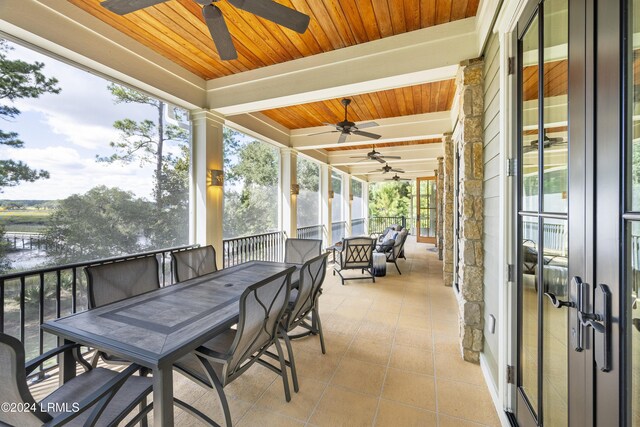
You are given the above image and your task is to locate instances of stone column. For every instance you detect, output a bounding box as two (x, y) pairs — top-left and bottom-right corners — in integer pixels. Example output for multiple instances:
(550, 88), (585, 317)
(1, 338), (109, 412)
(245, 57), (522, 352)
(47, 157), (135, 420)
(455, 57), (485, 363)
(436, 157), (444, 260)
(191, 109), (224, 267)
(442, 133), (455, 287)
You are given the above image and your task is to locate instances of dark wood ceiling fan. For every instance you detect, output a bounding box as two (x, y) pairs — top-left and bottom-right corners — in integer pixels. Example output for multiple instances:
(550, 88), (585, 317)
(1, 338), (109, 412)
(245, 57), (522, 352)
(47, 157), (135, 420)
(307, 99), (382, 144)
(100, 0), (311, 61)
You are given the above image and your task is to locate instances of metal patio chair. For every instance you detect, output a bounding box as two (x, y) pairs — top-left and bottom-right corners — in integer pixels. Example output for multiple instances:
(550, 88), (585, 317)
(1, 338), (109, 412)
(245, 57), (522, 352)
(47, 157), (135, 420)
(284, 238), (322, 264)
(0, 333), (152, 427)
(85, 255), (160, 368)
(333, 237), (376, 285)
(277, 252), (330, 393)
(376, 229), (409, 274)
(171, 245), (217, 282)
(173, 267), (295, 427)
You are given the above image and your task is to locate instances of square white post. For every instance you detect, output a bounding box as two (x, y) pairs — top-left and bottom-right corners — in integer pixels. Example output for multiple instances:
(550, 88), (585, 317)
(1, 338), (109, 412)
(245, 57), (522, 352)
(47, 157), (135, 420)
(280, 148), (297, 238)
(320, 164), (332, 247)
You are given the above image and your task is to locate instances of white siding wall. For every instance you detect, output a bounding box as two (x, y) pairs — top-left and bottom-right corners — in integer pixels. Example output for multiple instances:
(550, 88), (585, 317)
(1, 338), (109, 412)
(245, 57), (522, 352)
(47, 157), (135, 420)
(482, 31), (501, 385)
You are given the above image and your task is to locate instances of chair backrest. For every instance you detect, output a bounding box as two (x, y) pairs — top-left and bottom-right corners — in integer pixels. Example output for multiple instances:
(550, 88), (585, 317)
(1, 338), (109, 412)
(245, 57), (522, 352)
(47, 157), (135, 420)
(224, 267), (294, 384)
(287, 253), (329, 326)
(85, 256), (160, 308)
(284, 238), (322, 264)
(0, 334), (51, 427)
(341, 237), (375, 268)
(172, 246), (217, 282)
(392, 229), (409, 259)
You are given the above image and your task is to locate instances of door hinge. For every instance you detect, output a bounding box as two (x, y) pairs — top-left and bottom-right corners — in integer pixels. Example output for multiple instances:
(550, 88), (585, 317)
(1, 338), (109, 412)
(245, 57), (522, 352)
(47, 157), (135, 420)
(507, 365), (515, 384)
(508, 57), (515, 75)
(507, 264), (515, 282)
(507, 158), (517, 177)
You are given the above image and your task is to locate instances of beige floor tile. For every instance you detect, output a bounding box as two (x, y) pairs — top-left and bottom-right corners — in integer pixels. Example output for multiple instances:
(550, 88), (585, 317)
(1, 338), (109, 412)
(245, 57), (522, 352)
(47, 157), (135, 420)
(365, 309), (399, 326)
(370, 299), (402, 313)
(254, 377), (326, 421)
(389, 344), (434, 375)
(434, 350), (485, 385)
(224, 364), (277, 402)
(398, 313), (432, 330)
(356, 321), (396, 343)
(438, 414), (487, 427)
(374, 399), (438, 427)
(237, 407), (305, 427)
(345, 335), (393, 365)
(309, 386), (379, 427)
(290, 330), (351, 356)
(330, 356), (386, 395)
(381, 368), (436, 410)
(176, 393), (253, 427)
(293, 348), (341, 383)
(394, 326), (433, 349)
(437, 379), (501, 426)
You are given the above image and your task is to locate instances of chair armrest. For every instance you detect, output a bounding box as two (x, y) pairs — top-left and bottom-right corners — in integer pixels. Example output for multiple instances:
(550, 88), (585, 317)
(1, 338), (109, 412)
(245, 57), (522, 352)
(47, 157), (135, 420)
(195, 346), (228, 364)
(25, 343), (81, 376)
(45, 363), (144, 427)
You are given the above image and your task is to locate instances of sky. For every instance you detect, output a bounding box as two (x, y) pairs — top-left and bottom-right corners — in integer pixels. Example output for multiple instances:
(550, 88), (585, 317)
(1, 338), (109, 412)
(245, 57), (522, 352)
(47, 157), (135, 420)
(0, 40), (186, 201)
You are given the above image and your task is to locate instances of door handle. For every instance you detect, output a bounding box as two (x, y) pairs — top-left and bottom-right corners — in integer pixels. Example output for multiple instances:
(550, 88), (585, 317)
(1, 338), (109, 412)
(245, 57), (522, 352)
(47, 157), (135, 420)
(544, 292), (575, 308)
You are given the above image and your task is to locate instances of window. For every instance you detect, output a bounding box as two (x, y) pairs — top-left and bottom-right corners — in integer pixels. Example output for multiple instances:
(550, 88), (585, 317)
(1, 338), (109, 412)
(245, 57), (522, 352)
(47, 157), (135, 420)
(0, 39), (190, 273)
(222, 127), (279, 238)
(296, 156), (320, 228)
(351, 178), (365, 235)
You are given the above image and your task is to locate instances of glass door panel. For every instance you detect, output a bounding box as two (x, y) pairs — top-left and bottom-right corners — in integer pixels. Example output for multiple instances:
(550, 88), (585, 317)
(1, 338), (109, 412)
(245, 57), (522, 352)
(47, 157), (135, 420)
(417, 177), (436, 243)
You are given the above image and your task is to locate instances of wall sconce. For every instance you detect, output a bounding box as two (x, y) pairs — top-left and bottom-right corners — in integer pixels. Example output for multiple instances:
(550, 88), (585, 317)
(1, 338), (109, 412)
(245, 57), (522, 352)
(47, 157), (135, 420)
(328, 190), (334, 199)
(291, 184), (300, 195)
(210, 169), (224, 187)
(349, 194), (354, 202)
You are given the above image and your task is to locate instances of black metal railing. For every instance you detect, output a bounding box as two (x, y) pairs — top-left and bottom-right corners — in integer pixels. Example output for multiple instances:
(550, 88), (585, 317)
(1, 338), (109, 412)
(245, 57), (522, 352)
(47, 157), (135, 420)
(351, 218), (366, 236)
(331, 221), (347, 244)
(222, 231), (286, 268)
(5, 232), (50, 252)
(369, 216), (408, 234)
(0, 244), (197, 376)
(297, 224), (324, 240)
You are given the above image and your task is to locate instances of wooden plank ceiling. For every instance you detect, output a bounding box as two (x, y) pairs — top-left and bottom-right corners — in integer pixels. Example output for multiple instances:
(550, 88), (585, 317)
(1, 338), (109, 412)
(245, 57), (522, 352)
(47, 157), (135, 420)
(325, 138), (442, 151)
(522, 60), (568, 102)
(261, 80), (456, 129)
(67, 0), (480, 79)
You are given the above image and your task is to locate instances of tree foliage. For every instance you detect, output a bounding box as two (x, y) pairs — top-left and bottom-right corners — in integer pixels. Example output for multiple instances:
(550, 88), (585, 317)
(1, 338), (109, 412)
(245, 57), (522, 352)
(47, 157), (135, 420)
(45, 186), (152, 263)
(0, 39), (58, 191)
(368, 181), (412, 218)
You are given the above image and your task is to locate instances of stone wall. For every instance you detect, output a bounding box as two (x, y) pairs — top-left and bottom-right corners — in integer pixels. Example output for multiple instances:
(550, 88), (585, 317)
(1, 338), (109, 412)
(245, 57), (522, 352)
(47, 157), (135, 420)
(436, 157), (444, 260)
(442, 133), (454, 287)
(454, 57), (485, 363)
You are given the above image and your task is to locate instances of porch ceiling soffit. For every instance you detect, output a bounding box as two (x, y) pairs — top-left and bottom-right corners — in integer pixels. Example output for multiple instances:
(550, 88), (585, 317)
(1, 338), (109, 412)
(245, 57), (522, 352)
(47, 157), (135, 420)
(329, 144), (444, 167)
(350, 158), (439, 176)
(0, 0), (207, 110)
(289, 111), (451, 150)
(204, 18), (479, 116)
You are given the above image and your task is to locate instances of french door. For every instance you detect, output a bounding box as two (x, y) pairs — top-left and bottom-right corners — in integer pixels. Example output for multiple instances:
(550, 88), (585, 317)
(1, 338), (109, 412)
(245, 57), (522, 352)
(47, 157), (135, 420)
(515, 0), (629, 425)
(416, 177), (436, 243)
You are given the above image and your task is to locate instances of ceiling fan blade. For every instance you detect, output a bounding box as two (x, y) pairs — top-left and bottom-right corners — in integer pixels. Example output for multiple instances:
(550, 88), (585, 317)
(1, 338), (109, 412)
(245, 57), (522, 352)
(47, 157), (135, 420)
(375, 157), (386, 164)
(391, 168), (405, 173)
(203, 5), (238, 60)
(228, 0), (310, 33)
(356, 121), (379, 129)
(379, 155), (401, 159)
(352, 130), (381, 140)
(101, 0), (169, 14)
(338, 133), (348, 144)
(307, 130), (339, 136)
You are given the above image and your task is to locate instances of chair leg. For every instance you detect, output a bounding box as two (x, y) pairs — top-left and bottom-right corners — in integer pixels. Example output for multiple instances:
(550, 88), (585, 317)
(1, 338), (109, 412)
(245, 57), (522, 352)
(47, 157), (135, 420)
(139, 397), (148, 427)
(211, 372), (232, 427)
(395, 260), (401, 275)
(281, 330), (299, 393)
(273, 337), (292, 402)
(314, 307), (326, 355)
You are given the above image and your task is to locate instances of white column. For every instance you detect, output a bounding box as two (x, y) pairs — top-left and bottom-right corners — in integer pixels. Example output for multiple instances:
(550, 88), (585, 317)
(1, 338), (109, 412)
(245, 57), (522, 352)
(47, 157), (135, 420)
(320, 164), (332, 247)
(363, 181), (370, 235)
(344, 174), (352, 236)
(279, 148), (297, 238)
(191, 109), (224, 267)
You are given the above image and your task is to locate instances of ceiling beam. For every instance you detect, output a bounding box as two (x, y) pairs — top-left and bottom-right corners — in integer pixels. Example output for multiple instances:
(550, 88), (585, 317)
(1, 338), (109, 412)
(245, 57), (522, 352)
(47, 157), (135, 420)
(0, 0), (207, 110)
(290, 112), (451, 150)
(205, 18), (478, 115)
(329, 144), (443, 167)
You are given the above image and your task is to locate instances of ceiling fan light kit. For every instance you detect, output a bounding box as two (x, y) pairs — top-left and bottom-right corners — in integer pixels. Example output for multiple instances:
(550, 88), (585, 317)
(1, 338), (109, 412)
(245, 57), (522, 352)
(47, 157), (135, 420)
(101, 0), (311, 61)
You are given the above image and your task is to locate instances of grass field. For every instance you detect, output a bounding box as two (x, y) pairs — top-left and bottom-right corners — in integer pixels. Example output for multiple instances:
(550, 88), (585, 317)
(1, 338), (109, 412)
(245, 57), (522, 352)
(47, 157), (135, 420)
(0, 210), (52, 233)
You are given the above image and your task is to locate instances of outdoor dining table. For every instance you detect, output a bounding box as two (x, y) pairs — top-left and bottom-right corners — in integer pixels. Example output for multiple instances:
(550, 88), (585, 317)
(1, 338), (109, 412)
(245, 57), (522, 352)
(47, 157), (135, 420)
(41, 260), (301, 427)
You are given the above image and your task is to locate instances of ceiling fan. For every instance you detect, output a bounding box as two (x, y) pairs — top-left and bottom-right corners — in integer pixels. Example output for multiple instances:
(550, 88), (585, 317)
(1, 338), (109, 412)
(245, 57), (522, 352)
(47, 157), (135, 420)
(307, 99), (382, 144)
(350, 145), (401, 164)
(524, 131), (565, 153)
(369, 163), (405, 174)
(100, 0), (311, 61)
(385, 174), (411, 182)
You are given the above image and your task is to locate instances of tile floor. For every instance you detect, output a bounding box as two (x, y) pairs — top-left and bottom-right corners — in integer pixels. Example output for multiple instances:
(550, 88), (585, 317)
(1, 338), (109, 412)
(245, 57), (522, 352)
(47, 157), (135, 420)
(31, 237), (503, 426)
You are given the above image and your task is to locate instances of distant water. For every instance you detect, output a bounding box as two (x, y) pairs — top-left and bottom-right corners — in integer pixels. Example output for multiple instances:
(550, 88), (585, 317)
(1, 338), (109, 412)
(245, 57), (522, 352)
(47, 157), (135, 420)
(5, 250), (51, 272)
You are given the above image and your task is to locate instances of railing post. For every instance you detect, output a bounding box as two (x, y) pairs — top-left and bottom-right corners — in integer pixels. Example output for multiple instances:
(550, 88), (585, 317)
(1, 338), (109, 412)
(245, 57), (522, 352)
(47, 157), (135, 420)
(402, 216), (406, 229)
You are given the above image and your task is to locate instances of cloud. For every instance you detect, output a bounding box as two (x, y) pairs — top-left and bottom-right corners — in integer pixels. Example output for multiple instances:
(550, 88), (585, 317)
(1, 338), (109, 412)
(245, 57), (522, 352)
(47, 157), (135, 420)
(0, 145), (154, 200)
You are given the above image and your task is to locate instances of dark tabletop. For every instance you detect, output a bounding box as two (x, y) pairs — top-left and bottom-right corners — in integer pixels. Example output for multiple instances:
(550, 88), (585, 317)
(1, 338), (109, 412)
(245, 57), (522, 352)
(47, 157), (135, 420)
(42, 261), (299, 369)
